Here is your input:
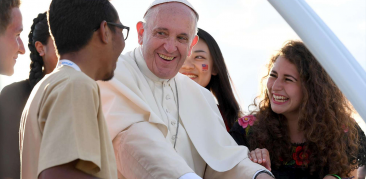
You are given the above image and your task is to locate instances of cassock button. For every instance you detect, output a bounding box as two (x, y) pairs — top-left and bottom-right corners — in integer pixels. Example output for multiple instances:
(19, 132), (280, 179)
(166, 95), (171, 100)
(171, 121), (176, 125)
(171, 135), (176, 141)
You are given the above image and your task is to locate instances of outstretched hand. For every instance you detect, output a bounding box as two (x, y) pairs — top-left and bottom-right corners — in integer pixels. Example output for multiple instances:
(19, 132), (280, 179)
(249, 148), (271, 171)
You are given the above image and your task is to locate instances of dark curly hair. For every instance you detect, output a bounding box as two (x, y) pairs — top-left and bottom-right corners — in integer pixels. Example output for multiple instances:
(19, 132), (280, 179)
(248, 40), (360, 177)
(28, 12), (49, 88)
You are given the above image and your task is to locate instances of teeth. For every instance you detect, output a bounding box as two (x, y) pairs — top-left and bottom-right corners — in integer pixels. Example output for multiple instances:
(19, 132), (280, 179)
(186, 75), (197, 78)
(274, 98), (288, 102)
(273, 94), (289, 102)
(158, 53), (174, 61)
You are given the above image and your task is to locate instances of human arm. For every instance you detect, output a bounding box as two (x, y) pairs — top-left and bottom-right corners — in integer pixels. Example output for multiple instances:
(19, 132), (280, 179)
(37, 78), (109, 177)
(204, 157), (274, 179)
(113, 121), (195, 179)
(38, 160), (99, 179)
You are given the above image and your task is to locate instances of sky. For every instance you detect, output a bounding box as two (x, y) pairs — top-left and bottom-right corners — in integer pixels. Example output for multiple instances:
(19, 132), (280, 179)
(0, 0), (365, 129)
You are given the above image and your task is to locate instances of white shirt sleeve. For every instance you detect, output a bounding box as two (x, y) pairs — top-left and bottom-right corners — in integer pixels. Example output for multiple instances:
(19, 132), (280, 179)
(113, 122), (195, 178)
(179, 173), (202, 179)
(252, 169), (275, 179)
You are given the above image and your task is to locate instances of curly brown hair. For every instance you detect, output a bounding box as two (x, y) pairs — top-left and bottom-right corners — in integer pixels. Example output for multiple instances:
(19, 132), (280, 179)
(248, 40), (359, 177)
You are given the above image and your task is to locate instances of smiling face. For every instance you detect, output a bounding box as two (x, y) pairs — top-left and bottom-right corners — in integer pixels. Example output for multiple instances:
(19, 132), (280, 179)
(267, 56), (303, 118)
(102, 19), (125, 81)
(179, 39), (216, 87)
(0, 7), (25, 75)
(138, 2), (198, 79)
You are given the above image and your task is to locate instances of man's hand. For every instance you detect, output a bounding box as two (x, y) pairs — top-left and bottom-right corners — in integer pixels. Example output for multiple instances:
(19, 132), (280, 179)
(249, 148), (271, 171)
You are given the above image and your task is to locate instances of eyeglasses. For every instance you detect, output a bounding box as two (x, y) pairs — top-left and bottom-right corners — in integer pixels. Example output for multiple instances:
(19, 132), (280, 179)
(107, 22), (130, 40)
(94, 22), (130, 40)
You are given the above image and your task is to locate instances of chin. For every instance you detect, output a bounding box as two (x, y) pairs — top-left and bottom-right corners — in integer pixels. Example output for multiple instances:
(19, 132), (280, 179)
(270, 105), (284, 115)
(2, 68), (15, 76)
(101, 72), (114, 82)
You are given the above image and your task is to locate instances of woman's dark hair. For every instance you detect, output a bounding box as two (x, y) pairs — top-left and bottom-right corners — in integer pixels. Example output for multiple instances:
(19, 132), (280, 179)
(198, 28), (241, 129)
(28, 12), (49, 88)
(248, 40), (359, 177)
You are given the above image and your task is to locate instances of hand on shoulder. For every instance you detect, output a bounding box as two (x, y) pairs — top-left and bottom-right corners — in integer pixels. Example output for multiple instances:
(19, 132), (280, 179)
(249, 148), (271, 171)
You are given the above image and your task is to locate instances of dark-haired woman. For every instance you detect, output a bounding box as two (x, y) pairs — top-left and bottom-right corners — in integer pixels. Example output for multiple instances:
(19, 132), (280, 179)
(0, 12), (57, 178)
(179, 28), (242, 131)
(229, 40), (366, 179)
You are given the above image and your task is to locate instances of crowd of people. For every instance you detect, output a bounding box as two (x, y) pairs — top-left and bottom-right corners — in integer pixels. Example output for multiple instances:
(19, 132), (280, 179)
(0, 0), (365, 179)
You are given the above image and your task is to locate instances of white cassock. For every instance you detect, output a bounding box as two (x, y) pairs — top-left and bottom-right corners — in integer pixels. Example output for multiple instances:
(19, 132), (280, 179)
(97, 46), (268, 179)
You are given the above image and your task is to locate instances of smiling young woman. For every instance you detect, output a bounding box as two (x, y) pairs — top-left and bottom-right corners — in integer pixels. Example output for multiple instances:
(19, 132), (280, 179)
(179, 28), (242, 131)
(229, 40), (366, 179)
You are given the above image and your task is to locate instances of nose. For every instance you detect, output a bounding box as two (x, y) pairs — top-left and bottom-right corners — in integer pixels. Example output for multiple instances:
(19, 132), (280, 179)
(271, 78), (283, 91)
(17, 37), (25, 55)
(181, 56), (195, 70)
(164, 38), (177, 54)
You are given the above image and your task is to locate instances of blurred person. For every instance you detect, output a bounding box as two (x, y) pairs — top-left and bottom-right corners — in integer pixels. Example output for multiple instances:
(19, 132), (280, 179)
(19, 0), (127, 178)
(0, 0), (25, 76)
(0, 12), (57, 179)
(179, 28), (242, 132)
(230, 40), (366, 179)
(98, 0), (274, 178)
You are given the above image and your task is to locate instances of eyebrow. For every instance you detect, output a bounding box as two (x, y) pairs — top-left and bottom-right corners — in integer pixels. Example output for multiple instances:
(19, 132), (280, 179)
(271, 70), (298, 81)
(156, 27), (168, 31)
(285, 74), (298, 81)
(194, 50), (206, 53)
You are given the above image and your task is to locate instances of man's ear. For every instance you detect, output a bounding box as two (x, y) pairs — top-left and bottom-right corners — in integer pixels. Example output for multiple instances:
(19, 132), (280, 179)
(35, 41), (45, 56)
(187, 35), (199, 56)
(136, 21), (145, 45)
(98, 21), (109, 44)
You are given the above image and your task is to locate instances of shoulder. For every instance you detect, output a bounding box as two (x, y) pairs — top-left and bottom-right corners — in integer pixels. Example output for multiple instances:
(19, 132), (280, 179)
(0, 79), (31, 96)
(176, 72), (211, 94)
(230, 115), (256, 146)
(44, 67), (98, 95)
(231, 115), (257, 133)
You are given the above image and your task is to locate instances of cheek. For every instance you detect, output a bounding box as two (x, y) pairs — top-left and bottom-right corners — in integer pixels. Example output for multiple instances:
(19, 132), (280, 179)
(288, 85), (304, 105)
(267, 79), (273, 92)
(201, 63), (209, 72)
(197, 63), (212, 87)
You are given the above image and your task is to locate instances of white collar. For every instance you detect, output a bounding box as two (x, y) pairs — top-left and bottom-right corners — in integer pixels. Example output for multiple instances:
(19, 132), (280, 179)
(57, 59), (81, 72)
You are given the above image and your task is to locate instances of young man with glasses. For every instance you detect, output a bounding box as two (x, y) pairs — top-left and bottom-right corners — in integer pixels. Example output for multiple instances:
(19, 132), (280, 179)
(19, 0), (126, 178)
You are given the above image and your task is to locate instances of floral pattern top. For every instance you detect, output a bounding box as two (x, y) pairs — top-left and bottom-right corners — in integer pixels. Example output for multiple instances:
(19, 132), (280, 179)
(229, 115), (366, 179)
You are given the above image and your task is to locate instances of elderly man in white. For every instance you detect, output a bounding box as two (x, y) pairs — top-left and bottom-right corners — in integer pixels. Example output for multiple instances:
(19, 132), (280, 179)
(98, 0), (275, 178)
